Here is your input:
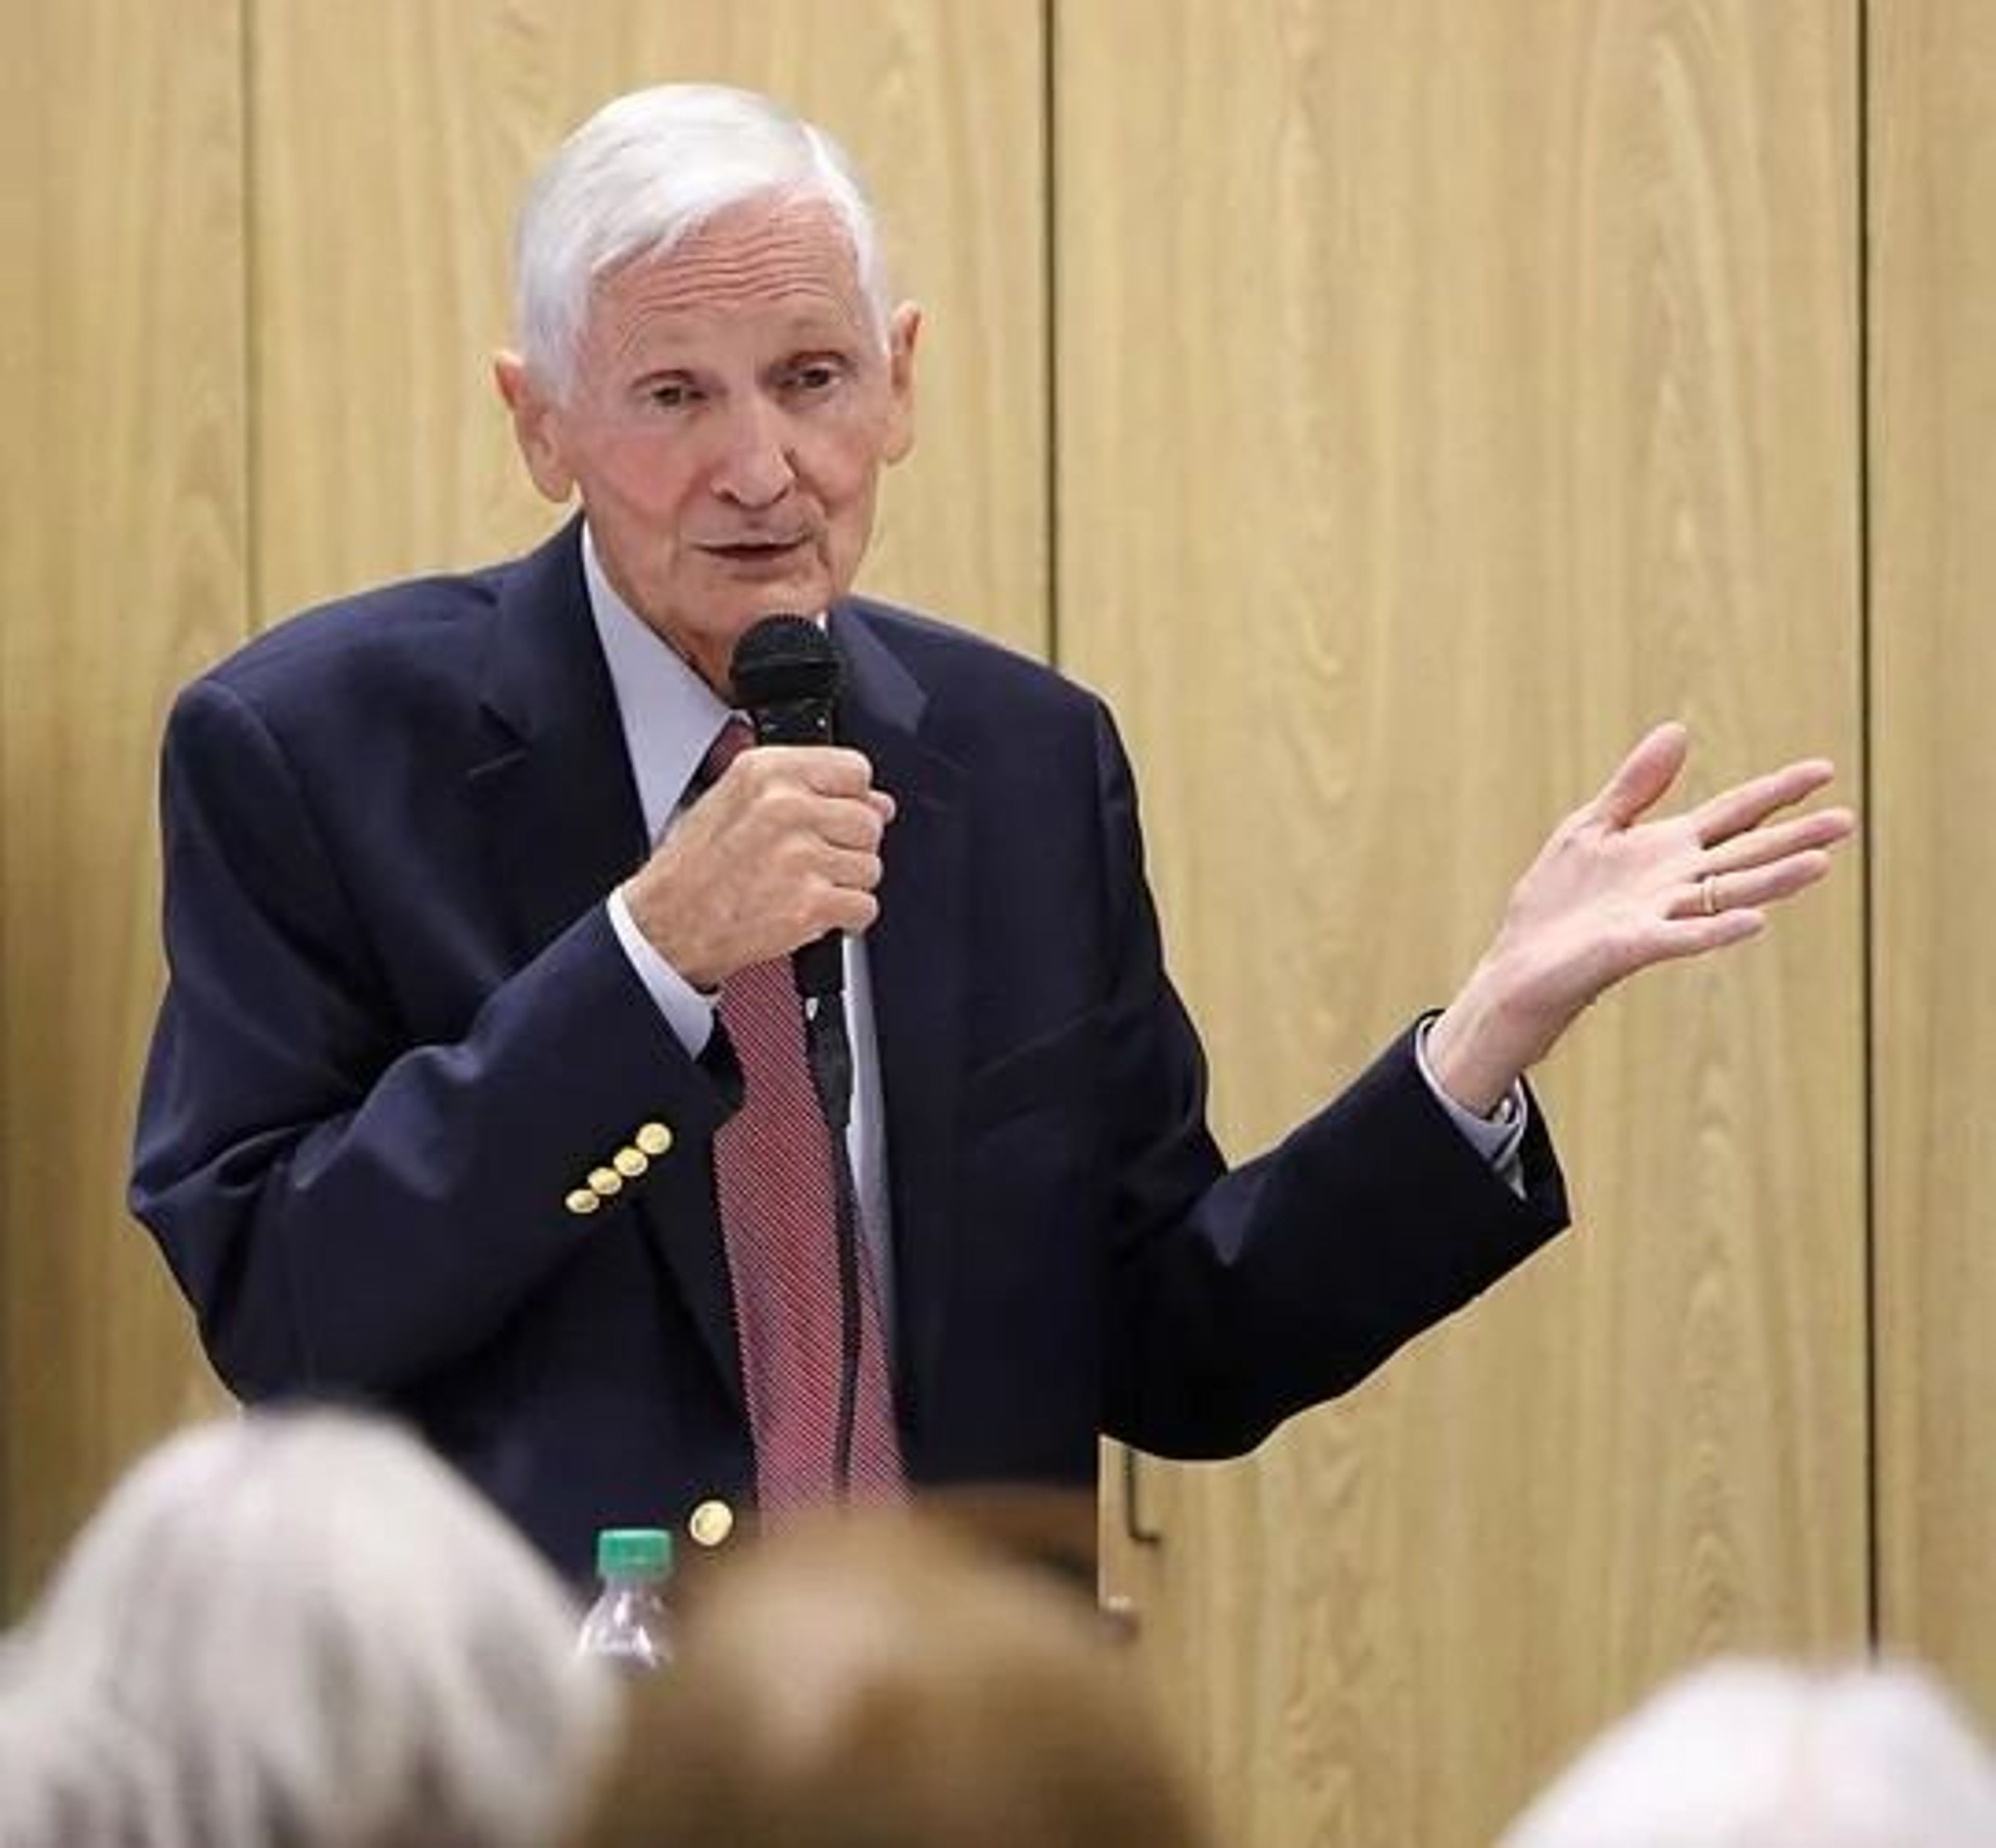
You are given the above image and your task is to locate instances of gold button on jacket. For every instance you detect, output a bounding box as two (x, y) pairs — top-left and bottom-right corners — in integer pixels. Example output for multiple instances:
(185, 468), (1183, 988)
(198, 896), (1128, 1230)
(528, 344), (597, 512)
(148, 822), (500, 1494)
(687, 1499), (735, 1548)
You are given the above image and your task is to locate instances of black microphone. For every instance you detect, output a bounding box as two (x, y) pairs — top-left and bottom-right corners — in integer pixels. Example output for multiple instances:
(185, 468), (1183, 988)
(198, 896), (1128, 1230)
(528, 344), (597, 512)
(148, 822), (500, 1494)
(729, 614), (844, 1005)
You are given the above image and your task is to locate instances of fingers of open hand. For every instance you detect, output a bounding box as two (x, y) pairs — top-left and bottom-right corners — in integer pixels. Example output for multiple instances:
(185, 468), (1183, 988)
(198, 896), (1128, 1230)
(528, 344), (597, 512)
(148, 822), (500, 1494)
(1645, 906), (1770, 965)
(1515, 802), (1833, 981)
(1690, 758), (1838, 848)
(1700, 803), (1855, 878)
(1669, 846), (1835, 923)
(1663, 794), (1851, 921)
(1493, 749), (1848, 1045)
(1586, 721), (1690, 829)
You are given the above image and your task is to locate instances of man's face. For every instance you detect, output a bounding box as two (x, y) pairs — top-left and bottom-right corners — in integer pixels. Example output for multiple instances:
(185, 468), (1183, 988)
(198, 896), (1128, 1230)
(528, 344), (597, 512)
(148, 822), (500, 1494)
(502, 200), (917, 690)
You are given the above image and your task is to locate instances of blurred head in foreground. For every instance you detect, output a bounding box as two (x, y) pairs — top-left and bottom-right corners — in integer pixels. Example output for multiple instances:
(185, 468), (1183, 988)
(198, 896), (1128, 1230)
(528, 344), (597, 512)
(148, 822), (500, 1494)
(0, 1407), (617, 1847)
(573, 1507), (1209, 1848)
(1500, 1656), (1996, 1848)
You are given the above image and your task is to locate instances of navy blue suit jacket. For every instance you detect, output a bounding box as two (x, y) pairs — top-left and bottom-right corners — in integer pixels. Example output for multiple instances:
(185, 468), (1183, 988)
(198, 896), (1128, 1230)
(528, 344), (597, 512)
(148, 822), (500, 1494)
(132, 520), (1568, 1579)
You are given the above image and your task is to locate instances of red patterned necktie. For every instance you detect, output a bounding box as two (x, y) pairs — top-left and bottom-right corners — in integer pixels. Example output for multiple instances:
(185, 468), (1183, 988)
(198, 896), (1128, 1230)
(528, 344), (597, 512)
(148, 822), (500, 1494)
(700, 718), (904, 1514)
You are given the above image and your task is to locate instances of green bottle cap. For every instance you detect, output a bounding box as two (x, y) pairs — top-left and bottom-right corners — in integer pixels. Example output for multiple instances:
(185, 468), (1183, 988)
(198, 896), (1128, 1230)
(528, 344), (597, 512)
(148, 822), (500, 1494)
(596, 1527), (673, 1578)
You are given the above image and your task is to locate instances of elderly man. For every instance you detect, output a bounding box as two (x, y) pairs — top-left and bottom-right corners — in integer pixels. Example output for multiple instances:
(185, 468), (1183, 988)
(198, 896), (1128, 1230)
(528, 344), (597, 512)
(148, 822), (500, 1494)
(131, 85), (1850, 1579)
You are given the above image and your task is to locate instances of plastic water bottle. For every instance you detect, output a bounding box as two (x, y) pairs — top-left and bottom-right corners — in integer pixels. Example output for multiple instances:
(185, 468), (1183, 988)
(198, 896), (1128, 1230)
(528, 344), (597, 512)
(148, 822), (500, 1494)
(576, 1527), (675, 1672)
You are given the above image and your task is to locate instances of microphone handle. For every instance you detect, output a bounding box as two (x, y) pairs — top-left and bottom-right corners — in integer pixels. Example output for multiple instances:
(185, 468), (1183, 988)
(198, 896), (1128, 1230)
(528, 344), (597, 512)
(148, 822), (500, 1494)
(794, 931), (843, 1001)
(745, 695), (834, 749)
(744, 694), (846, 1005)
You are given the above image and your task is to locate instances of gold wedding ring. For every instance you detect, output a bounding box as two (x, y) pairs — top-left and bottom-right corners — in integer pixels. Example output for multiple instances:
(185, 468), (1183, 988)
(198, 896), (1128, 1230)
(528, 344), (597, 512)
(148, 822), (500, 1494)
(1701, 873), (1721, 917)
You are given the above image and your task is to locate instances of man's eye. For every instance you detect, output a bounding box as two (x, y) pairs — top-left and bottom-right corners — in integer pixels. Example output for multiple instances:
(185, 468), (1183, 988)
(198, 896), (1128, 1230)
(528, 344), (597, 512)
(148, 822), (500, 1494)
(646, 380), (697, 409)
(786, 362), (841, 393)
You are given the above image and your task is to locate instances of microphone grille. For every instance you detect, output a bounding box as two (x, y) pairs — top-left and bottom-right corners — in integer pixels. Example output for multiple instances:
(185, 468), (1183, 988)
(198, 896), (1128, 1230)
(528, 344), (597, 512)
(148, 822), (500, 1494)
(730, 614), (839, 709)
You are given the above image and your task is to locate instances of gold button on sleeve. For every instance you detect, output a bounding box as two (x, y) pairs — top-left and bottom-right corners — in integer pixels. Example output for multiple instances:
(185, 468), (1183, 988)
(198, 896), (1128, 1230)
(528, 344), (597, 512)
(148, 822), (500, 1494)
(688, 1499), (735, 1548)
(564, 1188), (601, 1217)
(587, 1166), (624, 1198)
(635, 1121), (673, 1158)
(612, 1146), (649, 1180)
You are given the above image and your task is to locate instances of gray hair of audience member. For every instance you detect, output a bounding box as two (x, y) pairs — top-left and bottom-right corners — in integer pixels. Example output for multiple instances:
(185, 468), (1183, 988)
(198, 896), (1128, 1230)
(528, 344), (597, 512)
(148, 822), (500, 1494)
(514, 83), (890, 400)
(570, 1508), (1210, 1848)
(1499, 1656), (1996, 1848)
(0, 1407), (618, 1848)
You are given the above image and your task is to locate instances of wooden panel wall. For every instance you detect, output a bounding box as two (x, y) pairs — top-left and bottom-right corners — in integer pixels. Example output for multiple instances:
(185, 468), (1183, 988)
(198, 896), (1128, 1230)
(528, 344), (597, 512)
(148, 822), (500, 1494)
(1065, 4), (1867, 1843)
(249, 0), (1048, 653)
(0, 0), (244, 1611)
(1871, 0), (1996, 1726)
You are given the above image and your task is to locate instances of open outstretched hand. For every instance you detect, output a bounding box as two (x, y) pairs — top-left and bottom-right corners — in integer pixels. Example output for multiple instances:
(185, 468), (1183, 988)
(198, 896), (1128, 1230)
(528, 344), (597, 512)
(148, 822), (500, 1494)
(1425, 722), (1855, 1114)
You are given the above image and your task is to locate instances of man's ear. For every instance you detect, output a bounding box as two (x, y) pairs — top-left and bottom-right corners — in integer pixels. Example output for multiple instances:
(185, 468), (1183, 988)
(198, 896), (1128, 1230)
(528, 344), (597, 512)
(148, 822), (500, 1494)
(493, 351), (576, 503)
(882, 302), (921, 466)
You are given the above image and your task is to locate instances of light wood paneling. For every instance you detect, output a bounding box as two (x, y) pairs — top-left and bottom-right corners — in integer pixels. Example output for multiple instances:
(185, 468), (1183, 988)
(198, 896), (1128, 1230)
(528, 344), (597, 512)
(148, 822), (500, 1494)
(1065, 4), (1866, 1842)
(1871, 0), (1996, 1728)
(249, 0), (1047, 654)
(0, 0), (244, 1611)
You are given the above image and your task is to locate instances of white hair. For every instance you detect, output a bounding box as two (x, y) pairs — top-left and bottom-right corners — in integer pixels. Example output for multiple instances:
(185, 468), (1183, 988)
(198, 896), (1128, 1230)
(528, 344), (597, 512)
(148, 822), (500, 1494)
(0, 1408), (619, 1848)
(1499, 1657), (1996, 1848)
(514, 83), (890, 399)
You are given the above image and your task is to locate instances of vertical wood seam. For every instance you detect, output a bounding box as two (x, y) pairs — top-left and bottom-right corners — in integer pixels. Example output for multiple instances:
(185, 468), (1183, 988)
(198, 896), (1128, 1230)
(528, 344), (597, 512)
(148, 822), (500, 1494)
(240, 0), (261, 641)
(1042, 0), (1061, 671)
(1858, 0), (1881, 1658)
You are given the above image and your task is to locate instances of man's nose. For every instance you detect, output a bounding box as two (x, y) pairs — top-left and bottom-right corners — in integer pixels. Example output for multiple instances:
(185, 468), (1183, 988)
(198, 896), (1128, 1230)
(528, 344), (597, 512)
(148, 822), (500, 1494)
(711, 397), (796, 509)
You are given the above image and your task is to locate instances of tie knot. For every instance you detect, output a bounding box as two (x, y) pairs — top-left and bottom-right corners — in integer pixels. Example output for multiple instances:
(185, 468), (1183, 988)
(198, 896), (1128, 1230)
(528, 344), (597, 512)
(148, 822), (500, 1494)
(695, 716), (756, 796)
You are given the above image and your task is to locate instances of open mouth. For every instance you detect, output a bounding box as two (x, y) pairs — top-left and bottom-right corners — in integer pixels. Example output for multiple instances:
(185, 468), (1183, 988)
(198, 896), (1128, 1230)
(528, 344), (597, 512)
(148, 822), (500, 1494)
(703, 537), (808, 564)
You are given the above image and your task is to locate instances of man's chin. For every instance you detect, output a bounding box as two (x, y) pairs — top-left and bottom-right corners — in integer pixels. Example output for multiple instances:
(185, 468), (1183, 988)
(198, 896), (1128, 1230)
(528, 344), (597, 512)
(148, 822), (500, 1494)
(727, 572), (834, 624)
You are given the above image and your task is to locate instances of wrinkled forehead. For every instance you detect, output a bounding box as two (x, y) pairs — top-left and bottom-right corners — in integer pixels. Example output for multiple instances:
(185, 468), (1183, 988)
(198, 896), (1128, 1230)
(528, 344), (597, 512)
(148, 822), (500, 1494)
(587, 197), (874, 345)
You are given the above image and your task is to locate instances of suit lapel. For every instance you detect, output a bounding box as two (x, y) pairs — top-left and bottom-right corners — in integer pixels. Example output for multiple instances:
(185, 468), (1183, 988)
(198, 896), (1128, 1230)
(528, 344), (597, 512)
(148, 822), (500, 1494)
(466, 518), (744, 1413)
(467, 519), (649, 959)
(833, 608), (968, 1449)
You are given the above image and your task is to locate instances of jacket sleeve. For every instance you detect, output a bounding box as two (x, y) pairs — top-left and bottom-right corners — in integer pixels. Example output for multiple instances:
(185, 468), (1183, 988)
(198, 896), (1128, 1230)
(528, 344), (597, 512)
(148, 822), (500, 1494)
(129, 675), (736, 1399)
(1091, 703), (1570, 1458)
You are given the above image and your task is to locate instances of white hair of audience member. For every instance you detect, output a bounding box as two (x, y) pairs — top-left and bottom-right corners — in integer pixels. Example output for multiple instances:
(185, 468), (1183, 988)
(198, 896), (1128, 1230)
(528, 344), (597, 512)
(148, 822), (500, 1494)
(0, 1407), (618, 1848)
(513, 82), (892, 400)
(1499, 1656), (1996, 1848)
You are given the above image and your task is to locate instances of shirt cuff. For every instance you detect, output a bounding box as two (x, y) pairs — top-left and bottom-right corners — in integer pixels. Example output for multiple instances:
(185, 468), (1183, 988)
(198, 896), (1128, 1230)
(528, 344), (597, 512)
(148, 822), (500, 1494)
(1414, 1014), (1528, 1197)
(606, 889), (717, 1058)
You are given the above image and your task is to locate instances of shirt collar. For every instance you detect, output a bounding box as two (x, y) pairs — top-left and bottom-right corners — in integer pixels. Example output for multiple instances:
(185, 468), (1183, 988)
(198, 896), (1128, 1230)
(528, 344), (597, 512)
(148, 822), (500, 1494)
(581, 523), (733, 843)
